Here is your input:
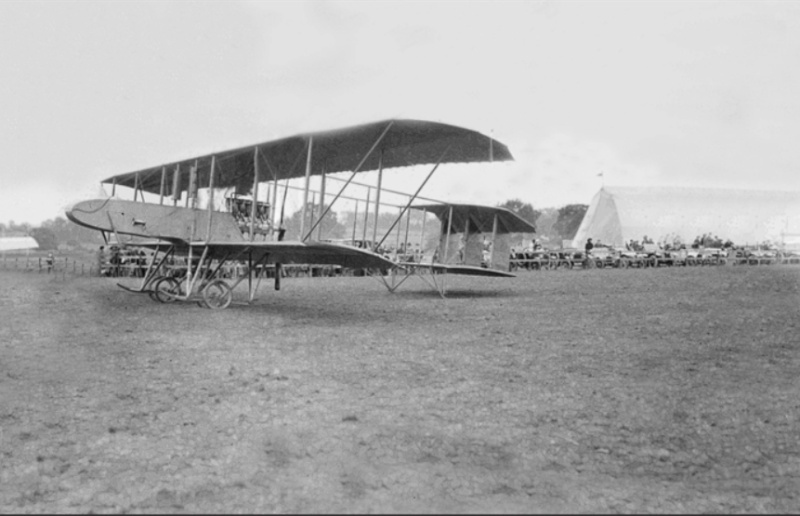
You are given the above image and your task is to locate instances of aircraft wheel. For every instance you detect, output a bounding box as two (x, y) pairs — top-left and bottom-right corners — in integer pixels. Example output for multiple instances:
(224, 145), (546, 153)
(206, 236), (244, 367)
(153, 277), (181, 303)
(202, 279), (233, 310)
(147, 275), (171, 301)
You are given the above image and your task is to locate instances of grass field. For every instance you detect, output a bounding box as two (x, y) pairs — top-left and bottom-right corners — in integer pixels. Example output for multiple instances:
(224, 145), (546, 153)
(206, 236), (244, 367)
(1, 265), (799, 513)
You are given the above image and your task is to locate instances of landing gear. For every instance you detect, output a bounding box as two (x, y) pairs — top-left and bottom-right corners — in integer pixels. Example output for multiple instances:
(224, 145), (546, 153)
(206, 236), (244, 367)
(201, 279), (233, 310)
(153, 277), (181, 303)
(141, 246), (269, 310)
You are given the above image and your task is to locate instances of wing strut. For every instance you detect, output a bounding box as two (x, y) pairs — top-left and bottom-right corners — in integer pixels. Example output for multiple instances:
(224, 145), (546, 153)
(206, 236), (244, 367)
(489, 213), (498, 267)
(172, 164), (180, 206)
(249, 148), (259, 242)
(303, 121), (395, 242)
(205, 156), (216, 243)
(351, 200), (359, 244)
(362, 187), (371, 245)
(371, 153), (383, 250)
(419, 208), (428, 252)
(159, 166), (166, 205)
(316, 164), (327, 241)
(443, 205), (454, 264)
(299, 136), (314, 239)
(375, 145), (449, 251)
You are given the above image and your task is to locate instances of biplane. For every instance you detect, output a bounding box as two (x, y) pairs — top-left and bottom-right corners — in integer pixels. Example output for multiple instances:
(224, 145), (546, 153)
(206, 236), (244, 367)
(67, 119), (530, 308)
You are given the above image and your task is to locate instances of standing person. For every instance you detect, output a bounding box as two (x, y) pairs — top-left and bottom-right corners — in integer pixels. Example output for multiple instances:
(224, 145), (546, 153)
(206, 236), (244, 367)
(584, 238), (594, 254)
(110, 246), (121, 277)
(45, 253), (55, 273)
(97, 246), (105, 276)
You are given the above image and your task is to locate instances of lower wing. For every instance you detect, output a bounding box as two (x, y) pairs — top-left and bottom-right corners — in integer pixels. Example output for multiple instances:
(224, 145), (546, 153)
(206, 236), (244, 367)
(130, 239), (396, 270)
(398, 262), (515, 278)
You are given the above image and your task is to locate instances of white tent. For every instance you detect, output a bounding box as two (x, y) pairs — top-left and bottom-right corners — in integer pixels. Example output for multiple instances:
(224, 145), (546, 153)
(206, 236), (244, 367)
(572, 186), (800, 249)
(0, 236), (39, 252)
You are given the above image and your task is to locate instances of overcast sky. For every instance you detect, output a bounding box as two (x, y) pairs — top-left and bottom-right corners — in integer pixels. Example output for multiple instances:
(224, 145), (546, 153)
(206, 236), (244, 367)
(2, 0), (799, 225)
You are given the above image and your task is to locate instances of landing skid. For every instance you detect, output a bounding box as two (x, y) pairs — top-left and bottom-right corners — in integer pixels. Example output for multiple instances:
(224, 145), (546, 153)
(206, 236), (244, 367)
(372, 265), (449, 298)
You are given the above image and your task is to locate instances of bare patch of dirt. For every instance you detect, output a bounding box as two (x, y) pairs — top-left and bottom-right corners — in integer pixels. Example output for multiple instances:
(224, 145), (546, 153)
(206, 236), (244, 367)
(1, 266), (799, 512)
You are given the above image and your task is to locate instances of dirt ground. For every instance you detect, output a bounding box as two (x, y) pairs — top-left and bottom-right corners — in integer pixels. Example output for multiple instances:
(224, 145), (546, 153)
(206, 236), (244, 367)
(1, 265), (799, 513)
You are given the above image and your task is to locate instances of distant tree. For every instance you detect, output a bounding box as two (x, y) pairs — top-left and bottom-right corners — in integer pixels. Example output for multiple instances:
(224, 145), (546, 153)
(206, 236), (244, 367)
(42, 216), (103, 246)
(282, 203), (346, 241)
(4, 220), (32, 234)
(497, 199), (540, 226)
(553, 204), (588, 240)
(337, 209), (441, 251)
(30, 227), (58, 250)
(533, 207), (559, 244)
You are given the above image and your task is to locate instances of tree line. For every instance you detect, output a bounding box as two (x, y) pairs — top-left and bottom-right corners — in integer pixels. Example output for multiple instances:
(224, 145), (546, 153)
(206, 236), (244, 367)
(495, 199), (588, 246)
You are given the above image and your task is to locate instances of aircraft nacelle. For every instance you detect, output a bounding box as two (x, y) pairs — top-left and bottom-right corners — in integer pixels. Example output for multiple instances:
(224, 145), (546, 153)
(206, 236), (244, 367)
(66, 199), (245, 242)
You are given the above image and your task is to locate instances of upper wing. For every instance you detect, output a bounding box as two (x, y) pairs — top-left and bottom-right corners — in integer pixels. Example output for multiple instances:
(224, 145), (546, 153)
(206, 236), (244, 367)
(101, 119), (512, 197)
(411, 203), (536, 234)
(399, 262), (515, 278)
